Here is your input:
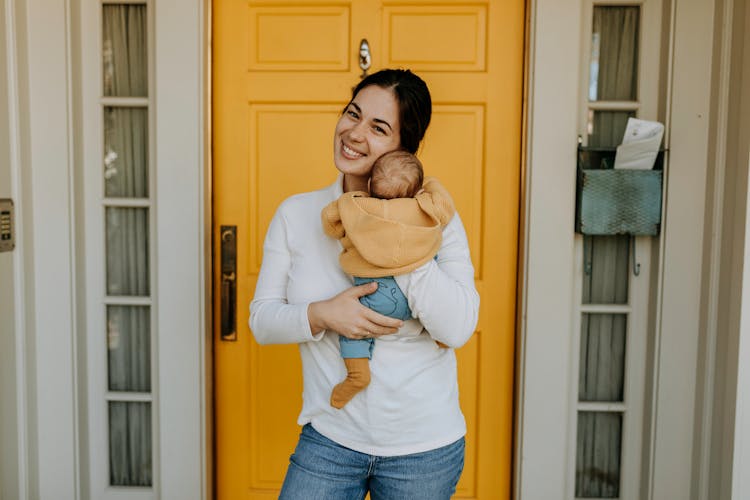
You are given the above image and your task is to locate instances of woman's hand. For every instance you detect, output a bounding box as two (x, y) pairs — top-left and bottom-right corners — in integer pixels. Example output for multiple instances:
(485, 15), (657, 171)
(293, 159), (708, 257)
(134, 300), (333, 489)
(307, 282), (403, 338)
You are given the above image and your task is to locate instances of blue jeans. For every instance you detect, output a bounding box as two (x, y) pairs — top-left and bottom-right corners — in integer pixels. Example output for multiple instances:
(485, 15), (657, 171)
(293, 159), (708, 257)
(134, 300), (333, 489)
(279, 424), (465, 500)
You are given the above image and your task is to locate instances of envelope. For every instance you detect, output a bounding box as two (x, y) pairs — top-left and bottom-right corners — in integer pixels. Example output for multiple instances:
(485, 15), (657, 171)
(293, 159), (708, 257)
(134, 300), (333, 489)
(613, 118), (664, 170)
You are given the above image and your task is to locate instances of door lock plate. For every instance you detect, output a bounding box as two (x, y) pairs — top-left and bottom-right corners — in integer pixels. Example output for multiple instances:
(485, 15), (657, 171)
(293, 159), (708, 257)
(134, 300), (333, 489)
(0, 199), (14, 252)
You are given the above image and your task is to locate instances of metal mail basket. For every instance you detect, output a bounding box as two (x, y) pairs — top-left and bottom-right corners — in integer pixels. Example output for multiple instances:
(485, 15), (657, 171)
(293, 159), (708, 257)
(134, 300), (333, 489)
(575, 147), (664, 236)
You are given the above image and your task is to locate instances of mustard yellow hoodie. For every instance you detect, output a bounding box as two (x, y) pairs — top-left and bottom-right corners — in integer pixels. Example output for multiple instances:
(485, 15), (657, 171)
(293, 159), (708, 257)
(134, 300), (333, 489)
(321, 177), (455, 278)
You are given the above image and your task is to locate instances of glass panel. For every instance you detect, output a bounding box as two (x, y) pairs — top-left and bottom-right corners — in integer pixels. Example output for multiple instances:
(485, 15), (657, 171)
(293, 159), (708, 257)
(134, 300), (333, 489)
(583, 235), (629, 304)
(108, 305), (150, 392)
(106, 207), (150, 296)
(589, 6), (639, 101)
(587, 110), (636, 148)
(104, 107), (149, 198)
(109, 401), (152, 486)
(103, 5), (147, 97)
(576, 412), (622, 498)
(579, 314), (626, 402)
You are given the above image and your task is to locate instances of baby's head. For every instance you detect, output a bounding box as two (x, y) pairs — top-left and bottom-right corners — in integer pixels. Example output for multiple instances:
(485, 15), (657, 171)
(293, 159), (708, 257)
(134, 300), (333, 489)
(369, 150), (424, 199)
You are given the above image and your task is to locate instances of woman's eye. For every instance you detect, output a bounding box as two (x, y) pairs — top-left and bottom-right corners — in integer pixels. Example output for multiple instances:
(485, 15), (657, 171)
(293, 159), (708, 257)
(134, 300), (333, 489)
(347, 110), (359, 119)
(374, 126), (385, 134)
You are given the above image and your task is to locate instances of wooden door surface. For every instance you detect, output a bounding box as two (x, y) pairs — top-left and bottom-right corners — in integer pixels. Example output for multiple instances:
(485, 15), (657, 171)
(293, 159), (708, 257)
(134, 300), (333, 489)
(213, 1), (525, 497)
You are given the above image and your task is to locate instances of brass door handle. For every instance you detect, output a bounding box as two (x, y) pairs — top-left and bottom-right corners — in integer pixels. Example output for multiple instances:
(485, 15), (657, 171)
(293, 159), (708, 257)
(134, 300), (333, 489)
(220, 226), (237, 341)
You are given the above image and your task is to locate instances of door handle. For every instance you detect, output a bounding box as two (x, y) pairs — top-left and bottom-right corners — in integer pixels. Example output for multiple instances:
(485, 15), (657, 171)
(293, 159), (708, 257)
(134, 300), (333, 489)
(220, 226), (237, 341)
(359, 39), (371, 78)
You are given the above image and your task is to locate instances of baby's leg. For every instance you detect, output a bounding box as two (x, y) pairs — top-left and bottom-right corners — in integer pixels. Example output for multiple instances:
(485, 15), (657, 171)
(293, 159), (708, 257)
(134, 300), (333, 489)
(331, 337), (374, 409)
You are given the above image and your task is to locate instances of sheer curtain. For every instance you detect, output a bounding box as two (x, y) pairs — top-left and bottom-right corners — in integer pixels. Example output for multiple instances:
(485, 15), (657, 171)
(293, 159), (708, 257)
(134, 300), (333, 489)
(103, 4), (152, 487)
(576, 6), (639, 498)
(588, 7), (639, 148)
(577, 236), (628, 497)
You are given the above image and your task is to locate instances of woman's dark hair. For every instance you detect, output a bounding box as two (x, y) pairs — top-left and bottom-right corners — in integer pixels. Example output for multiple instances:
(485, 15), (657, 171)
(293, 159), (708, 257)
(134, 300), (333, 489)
(348, 69), (432, 154)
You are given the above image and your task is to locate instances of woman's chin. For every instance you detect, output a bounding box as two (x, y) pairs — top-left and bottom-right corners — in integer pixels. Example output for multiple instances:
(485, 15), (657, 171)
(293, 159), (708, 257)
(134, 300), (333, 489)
(334, 157), (371, 177)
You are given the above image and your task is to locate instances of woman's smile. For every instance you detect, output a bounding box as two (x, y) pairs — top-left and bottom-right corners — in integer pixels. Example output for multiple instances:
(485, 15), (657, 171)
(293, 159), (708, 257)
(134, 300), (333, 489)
(341, 143), (365, 159)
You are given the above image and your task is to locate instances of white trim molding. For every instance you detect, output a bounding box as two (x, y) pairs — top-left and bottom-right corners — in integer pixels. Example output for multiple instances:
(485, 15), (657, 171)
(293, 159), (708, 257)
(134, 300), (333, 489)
(516, 0), (582, 498)
(154, 0), (209, 498)
(647, 0), (716, 498)
(21, 0), (81, 498)
(1, 0), (29, 499)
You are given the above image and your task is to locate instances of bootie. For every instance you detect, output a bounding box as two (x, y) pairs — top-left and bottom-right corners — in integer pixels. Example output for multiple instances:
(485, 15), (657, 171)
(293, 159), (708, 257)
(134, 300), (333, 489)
(330, 358), (371, 409)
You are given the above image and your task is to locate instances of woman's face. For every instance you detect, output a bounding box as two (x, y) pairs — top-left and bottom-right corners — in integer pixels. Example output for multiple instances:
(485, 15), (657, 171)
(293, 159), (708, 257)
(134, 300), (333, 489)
(334, 85), (401, 181)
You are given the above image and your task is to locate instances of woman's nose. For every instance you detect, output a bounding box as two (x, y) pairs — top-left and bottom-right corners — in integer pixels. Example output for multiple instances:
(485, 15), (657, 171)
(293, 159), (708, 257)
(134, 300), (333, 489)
(348, 122), (366, 142)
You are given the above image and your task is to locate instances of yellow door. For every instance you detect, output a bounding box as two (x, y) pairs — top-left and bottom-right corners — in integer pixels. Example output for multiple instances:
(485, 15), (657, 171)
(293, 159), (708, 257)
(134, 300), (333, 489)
(213, 1), (524, 498)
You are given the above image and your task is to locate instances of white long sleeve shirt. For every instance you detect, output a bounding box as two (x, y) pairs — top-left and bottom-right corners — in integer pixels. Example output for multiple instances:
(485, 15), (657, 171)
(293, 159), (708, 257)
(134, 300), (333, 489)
(249, 175), (480, 456)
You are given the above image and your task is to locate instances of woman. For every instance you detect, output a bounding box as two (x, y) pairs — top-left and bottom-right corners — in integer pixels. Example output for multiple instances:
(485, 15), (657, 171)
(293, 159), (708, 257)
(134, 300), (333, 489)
(250, 69), (479, 499)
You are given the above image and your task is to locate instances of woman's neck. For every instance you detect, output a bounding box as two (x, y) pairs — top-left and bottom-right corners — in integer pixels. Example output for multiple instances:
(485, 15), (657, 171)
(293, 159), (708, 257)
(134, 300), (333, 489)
(343, 174), (369, 193)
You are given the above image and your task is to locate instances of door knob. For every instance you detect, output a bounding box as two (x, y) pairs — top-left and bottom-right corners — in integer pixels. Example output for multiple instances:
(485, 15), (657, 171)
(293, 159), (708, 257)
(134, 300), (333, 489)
(359, 39), (371, 78)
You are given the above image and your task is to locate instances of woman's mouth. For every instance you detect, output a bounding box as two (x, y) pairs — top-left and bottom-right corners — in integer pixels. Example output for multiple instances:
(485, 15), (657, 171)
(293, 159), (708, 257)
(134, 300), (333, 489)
(342, 143), (365, 159)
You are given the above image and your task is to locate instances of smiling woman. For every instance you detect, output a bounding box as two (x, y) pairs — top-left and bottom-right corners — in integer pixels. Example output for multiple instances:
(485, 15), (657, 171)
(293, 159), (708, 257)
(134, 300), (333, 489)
(332, 69), (431, 195)
(249, 69), (480, 499)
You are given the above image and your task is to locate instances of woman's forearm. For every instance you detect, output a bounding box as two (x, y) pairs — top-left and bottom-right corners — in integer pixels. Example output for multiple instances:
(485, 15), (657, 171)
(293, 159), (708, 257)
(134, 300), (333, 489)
(249, 207), (321, 345)
(250, 299), (318, 344)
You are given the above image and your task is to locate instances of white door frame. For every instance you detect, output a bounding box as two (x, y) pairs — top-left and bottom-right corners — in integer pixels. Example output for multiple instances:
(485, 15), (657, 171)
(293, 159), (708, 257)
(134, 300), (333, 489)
(0, 0), (210, 498)
(153, 0), (211, 497)
(517, 0), (718, 498)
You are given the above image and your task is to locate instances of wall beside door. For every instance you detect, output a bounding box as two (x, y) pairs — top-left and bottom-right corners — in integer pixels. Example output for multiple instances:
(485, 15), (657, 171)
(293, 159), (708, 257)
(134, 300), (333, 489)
(0, 0), (81, 498)
(702, 0), (750, 497)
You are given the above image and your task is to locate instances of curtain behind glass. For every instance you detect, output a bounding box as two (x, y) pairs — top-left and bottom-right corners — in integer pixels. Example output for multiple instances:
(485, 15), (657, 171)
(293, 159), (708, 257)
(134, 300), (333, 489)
(589, 110), (636, 148)
(108, 306), (151, 392)
(583, 235), (629, 303)
(576, 412), (621, 497)
(580, 236), (629, 402)
(106, 207), (149, 296)
(103, 4), (151, 487)
(591, 7), (639, 101)
(577, 6), (639, 497)
(105, 107), (149, 198)
(109, 402), (152, 486)
(587, 6), (639, 147)
(103, 5), (147, 97)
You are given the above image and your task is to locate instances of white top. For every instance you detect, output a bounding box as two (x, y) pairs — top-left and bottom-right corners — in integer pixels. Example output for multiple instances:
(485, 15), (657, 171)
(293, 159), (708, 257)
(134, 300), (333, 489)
(249, 175), (480, 456)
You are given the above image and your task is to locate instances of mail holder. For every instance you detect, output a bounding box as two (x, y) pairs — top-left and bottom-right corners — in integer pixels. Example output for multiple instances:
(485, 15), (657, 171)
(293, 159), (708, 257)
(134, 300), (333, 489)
(575, 147), (664, 236)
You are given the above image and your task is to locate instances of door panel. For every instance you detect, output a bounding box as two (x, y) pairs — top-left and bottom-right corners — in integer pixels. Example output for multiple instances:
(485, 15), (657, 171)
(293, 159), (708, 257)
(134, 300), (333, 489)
(383, 5), (487, 71)
(213, 1), (524, 498)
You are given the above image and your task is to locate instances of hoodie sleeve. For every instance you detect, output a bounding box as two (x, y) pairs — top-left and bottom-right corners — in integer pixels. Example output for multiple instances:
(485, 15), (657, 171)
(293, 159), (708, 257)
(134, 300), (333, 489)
(393, 211), (479, 348)
(320, 199), (345, 239)
(417, 177), (456, 226)
(249, 203), (324, 345)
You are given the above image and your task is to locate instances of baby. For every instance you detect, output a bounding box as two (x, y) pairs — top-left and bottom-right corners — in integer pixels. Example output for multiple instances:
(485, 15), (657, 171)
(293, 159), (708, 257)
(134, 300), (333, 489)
(321, 149), (455, 408)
